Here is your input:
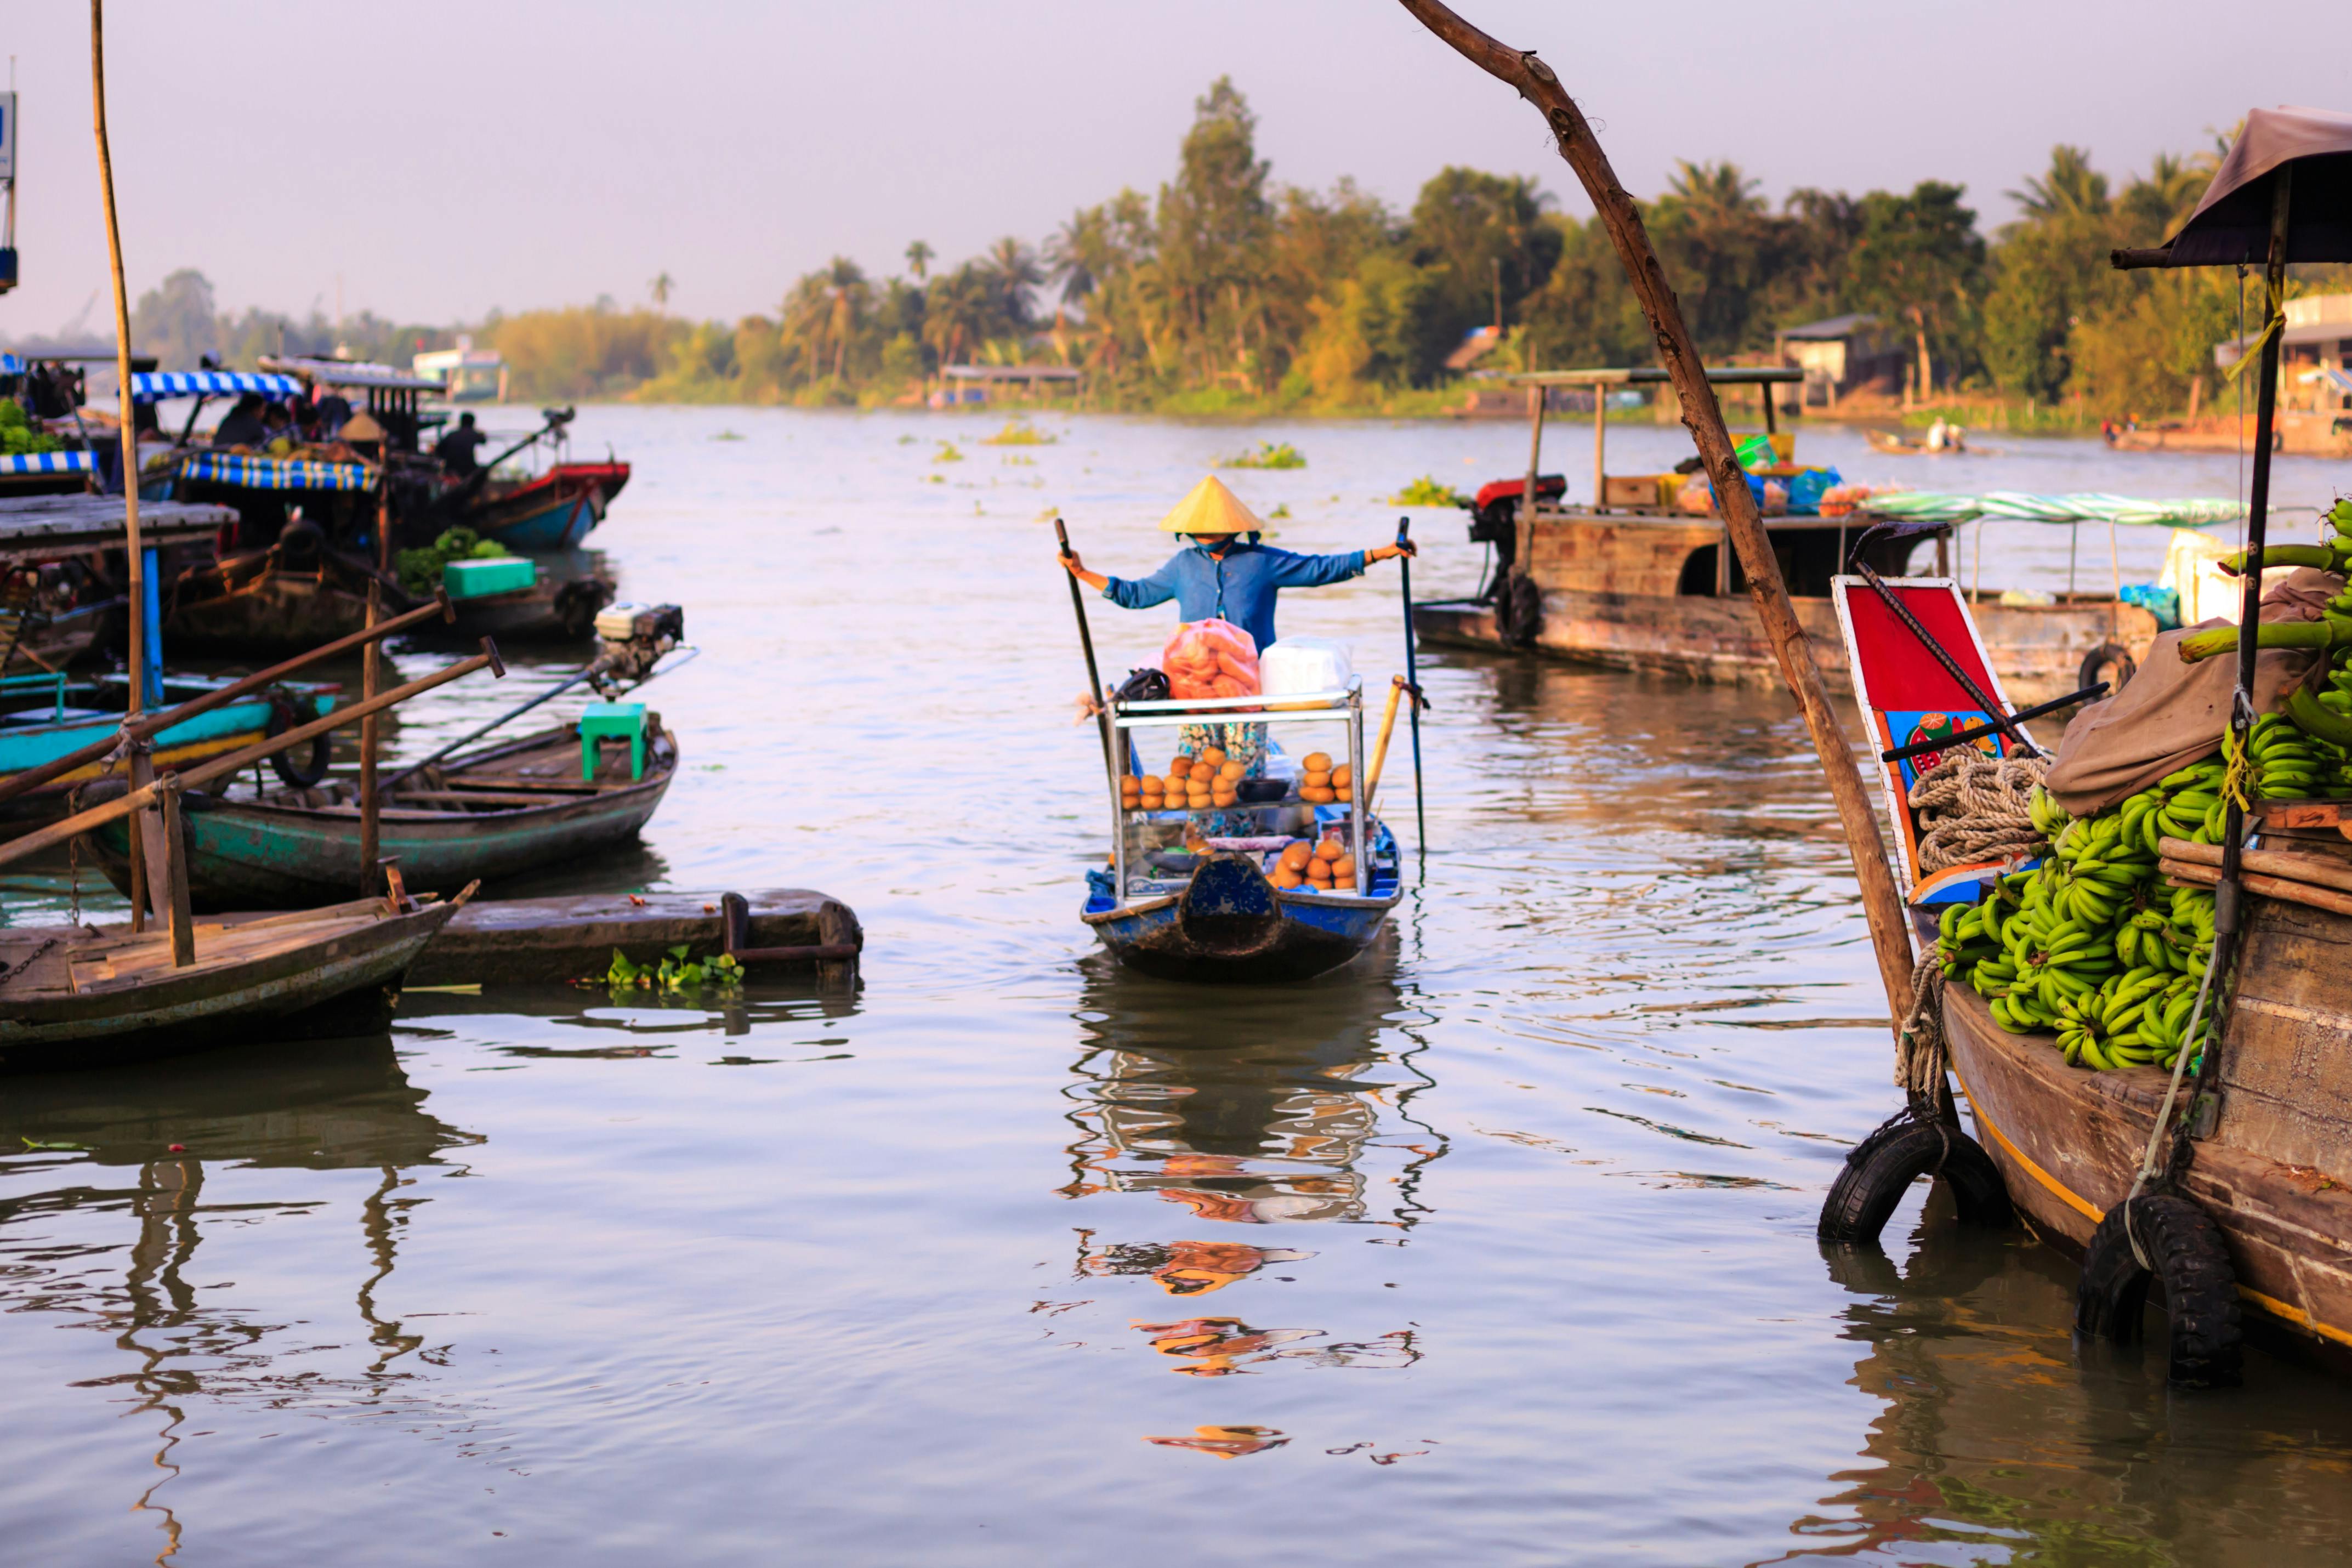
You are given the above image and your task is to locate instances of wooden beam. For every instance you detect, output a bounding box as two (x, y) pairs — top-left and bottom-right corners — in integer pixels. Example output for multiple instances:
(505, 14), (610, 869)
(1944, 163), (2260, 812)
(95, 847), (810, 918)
(1397, 0), (1917, 1020)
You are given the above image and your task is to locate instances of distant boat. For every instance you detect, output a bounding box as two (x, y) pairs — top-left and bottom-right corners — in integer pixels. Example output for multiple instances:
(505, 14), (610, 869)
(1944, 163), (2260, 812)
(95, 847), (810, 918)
(458, 460), (630, 551)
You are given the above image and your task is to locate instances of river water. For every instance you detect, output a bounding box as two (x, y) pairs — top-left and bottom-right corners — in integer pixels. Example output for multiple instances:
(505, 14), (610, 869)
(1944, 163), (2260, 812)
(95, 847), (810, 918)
(5, 408), (2350, 1564)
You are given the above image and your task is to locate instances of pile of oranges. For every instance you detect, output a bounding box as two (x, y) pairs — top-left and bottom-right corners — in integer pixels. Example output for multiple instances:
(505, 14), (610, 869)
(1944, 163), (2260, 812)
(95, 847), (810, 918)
(1297, 751), (1352, 805)
(1121, 746), (1247, 813)
(1271, 834), (1355, 891)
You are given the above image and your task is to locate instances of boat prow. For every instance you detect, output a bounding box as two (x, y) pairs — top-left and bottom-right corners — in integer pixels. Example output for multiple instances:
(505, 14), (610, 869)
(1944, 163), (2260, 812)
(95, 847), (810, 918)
(1084, 845), (1399, 984)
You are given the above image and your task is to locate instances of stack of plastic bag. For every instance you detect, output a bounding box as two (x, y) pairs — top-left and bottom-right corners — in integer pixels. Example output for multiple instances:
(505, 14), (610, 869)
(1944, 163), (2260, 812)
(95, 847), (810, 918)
(1162, 618), (1261, 700)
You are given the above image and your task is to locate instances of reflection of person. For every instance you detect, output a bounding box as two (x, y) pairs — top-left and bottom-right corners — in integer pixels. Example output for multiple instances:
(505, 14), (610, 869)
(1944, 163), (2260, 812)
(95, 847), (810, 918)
(435, 411), (488, 477)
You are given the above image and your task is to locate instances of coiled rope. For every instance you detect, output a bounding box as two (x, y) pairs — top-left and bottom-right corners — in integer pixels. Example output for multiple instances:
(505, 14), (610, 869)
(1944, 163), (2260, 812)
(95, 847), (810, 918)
(1906, 751), (2049, 873)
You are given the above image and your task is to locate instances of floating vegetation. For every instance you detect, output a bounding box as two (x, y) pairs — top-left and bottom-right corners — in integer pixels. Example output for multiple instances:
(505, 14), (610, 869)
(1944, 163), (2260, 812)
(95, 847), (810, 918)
(599, 946), (744, 995)
(980, 418), (1057, 446)
(712, 429), (746, 442)
(933, 441), (964, 463)
(896, 433), (918, 445)
(1220, 441), (1305, 469)
(1002, 454), (1036, 467)
(1390, 475), (1471, 507)
(1269, 502), (1291, 519)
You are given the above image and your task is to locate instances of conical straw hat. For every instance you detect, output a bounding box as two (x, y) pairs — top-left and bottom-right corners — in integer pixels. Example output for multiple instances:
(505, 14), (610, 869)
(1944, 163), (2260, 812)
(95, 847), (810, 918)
(1159, 474), (1268, 534)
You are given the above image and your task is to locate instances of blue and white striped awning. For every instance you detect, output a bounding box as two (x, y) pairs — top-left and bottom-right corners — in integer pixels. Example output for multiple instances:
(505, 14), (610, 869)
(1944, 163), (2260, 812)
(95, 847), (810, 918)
(177, 452), (376, 491)
(130, 370), (304, 404)
(0, 451), (96, 476)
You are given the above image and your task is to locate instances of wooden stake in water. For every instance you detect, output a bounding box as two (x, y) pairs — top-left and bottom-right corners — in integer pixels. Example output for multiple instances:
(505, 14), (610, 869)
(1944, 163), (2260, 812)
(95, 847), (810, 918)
(360, 580), (382, 894)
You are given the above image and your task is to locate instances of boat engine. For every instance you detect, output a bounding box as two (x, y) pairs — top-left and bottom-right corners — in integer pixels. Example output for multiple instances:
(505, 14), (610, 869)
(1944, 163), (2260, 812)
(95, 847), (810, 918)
(591, 602), (685, 690)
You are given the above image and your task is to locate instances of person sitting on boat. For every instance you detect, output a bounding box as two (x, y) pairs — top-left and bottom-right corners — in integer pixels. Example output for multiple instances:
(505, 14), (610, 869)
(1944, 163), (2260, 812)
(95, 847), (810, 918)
(209, 393), (268, 450)
(260, 401), (297, 456)
(1061, 474), (1412, 786)
(435, 411), (488, 479)
(313, 390), (354, 439)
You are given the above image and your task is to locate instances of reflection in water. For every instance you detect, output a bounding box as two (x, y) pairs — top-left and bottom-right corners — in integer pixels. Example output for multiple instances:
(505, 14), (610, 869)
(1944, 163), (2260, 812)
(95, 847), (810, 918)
(1141, 1424), (1291, 1459)
(1777, 1212), (2352, 1565)
(0, 1036), (480, 1563)
(1078, 1237), (1314, 1298)
(1059, 958), (1442, 1228)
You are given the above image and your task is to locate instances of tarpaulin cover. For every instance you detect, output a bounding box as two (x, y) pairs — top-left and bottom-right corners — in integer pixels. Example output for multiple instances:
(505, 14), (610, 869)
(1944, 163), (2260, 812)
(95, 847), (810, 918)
(2044, 569), (2342, 814)
(177, 452), (376, 491)
(2163, 106), (2352, 265)
(130, 371), (303, 404)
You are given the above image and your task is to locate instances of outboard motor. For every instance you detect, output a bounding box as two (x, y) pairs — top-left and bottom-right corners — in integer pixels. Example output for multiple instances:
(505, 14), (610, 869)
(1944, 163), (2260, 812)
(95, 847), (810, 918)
(591, 602), (684, 689)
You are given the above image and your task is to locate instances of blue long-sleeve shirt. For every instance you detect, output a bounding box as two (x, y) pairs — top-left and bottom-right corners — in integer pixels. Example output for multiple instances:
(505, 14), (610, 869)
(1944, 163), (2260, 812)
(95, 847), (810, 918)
(1101, 538), (1368, 652)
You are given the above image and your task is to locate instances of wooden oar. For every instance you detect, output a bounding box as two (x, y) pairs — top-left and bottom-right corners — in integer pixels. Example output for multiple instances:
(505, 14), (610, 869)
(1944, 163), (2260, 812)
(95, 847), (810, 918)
(0, 590), (455, 807)
(0, 643), (503, 871)
(1395, 516), (1428, 850)
(1055, 518), (1121, 802)
(1359, 674), (1412, 817)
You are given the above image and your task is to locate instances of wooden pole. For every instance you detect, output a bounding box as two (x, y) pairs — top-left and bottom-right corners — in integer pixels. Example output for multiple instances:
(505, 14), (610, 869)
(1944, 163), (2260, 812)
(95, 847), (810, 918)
(1399, 0), (1917, 1019)
(360, 580), (382, 895)
(1590, 377), (1606, 510)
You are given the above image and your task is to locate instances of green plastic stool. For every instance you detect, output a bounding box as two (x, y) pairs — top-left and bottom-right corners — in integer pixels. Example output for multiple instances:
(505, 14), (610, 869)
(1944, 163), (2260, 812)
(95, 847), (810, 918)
(580, 701), (647, 780)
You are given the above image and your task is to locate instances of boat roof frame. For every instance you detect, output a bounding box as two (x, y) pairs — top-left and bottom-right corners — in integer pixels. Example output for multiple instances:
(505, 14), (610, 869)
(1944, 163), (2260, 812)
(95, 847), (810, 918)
(1499, 366), (1803, 386)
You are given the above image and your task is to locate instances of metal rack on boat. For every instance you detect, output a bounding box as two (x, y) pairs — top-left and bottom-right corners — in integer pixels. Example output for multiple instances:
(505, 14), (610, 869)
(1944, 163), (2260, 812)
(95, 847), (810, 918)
(1106, 677), (1371, 900)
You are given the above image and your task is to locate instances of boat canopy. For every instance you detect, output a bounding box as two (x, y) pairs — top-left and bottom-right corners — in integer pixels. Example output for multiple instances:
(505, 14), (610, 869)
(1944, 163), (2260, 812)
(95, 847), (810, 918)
(1501, 365), (1803, 385)
(1861, 492), (2246, 527)
(2121, 106), (2352, 268)
(0, 451), (96, 477)
(257, 355), (446, 392)
(175, 452), (377, 491)
(130, 370), (303, 404)
(0, 493), (236, 564)
(0, 353), (22, 376)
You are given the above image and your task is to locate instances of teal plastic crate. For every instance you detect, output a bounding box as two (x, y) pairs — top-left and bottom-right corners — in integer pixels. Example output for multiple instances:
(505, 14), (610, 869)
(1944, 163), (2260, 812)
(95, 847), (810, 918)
(443, 556), (537, 599)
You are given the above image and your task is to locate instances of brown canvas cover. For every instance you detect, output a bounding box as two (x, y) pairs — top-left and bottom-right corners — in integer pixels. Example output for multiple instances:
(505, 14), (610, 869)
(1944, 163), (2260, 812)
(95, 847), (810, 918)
(2164, 106), (2352, 265)
(2043, 568), (2341, 814)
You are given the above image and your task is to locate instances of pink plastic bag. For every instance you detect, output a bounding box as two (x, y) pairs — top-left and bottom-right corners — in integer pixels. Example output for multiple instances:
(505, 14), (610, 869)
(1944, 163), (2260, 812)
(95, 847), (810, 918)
(1162, 618), (1261, 700)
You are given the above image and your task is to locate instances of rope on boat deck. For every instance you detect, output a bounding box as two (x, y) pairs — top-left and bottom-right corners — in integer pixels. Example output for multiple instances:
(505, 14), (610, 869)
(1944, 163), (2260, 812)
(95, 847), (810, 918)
(1906, 752), (2049, 873)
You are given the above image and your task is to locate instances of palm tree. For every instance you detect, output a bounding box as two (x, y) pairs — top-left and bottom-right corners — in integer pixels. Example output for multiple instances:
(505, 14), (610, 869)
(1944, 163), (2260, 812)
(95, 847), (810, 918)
(2009, 146), (2110, 221)
(923, 264), (995, 371)
(822, 257), (867, 382)
(904, 240), (934, 281)
(1664, 160), (1763, 218)
(982, 237), (1042, 332)
(649, 271), (675, 310)
(2121, 151), (2213, 236)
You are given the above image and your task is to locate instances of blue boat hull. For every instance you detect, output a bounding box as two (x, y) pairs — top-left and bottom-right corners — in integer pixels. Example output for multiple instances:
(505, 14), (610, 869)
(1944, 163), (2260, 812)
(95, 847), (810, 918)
(1083, 849), (1397, 983)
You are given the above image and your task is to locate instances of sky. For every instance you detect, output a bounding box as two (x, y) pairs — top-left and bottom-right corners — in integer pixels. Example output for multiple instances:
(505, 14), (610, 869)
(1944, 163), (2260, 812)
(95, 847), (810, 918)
(3, 0), (2350, 341)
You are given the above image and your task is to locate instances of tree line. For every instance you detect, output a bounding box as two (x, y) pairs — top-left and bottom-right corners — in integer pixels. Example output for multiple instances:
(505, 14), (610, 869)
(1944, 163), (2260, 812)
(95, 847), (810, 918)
(107, 79), (2352, 421)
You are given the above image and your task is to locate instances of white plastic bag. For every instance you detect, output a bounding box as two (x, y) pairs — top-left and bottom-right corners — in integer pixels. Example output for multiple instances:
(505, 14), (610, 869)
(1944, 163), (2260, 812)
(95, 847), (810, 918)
(1260, 638), (1353, 707)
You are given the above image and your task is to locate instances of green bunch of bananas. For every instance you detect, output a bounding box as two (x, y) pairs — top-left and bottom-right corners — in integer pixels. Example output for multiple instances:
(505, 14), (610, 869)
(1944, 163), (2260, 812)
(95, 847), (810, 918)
(2134, 972), (2214, 1071)
(2169, 884), (2216, 981)
(1935, 898), (2002, 984)
(2054, 966), (2177, 1069)
(2231, 711), (2339, 800)
(1987, 900), (2120, 1033)
(2043, 813), (2158, 924)
(2147, 757), (2227, 845)
(2027, 782), (2071, 841)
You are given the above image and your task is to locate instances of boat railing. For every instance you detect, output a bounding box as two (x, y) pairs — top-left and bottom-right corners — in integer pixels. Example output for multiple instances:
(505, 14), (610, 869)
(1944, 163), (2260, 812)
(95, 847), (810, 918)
(1103, 677), (1369, 901)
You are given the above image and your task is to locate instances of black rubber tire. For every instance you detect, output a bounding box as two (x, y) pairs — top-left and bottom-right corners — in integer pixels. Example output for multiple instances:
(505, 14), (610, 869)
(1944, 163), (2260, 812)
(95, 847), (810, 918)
(1817, 1114), (2014, 1246)
(1503, 571), (1543, 647)
(2074, 1193), (2244, 1388)
(2080, 641), (2137, 697)
(266, 690), (333, 789)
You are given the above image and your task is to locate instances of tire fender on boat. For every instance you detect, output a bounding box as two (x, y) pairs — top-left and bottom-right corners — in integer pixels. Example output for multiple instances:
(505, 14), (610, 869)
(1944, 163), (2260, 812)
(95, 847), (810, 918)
(1817, 1112), (2014, 1247)
(2074, 1192), (2245, 1388)
(265, 689), (334, 789)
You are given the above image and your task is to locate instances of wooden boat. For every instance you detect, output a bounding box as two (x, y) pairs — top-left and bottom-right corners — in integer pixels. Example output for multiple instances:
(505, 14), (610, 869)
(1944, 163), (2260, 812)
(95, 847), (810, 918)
(1411, 367), (2155, 707)
(1081, 679), (1403, 984)
(83, 719), (678, 910)
(167, 542), (614, 652)
(1865, 427), (1997, 456)
(1, 670), (333, 819)
(0, 896), (459, 1075)
(461, 461), (630, 551)
(1085, 829), (1401, 984)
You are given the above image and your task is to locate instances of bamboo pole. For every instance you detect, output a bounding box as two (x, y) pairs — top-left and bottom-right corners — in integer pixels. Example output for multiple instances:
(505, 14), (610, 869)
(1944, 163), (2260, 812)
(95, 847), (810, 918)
(90, 0), (140, 717)
(0, 646), (502, 872)
(0, 592), (453, 808)
(1399, 0), (1917, 1019)
(360, 580), (381, 894)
